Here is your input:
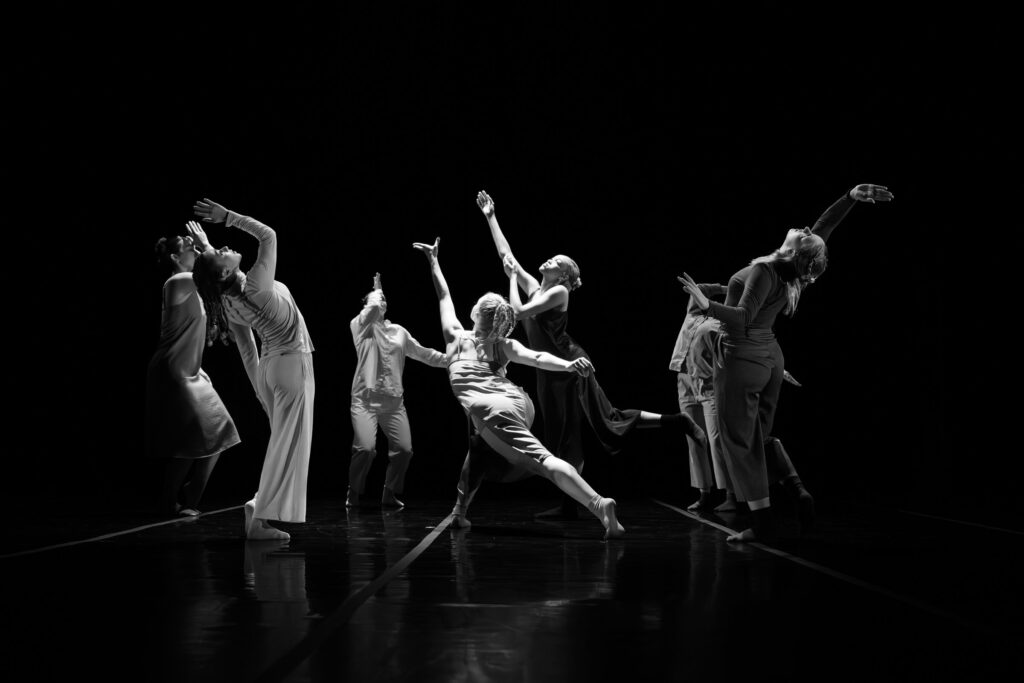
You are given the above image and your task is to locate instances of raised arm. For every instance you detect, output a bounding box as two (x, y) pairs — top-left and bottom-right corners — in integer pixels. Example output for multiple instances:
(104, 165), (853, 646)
(193, 198), (278, 291)
(503, 254), (568, 320)
(477, 191), (541, 297)
(812, 184), (894, 243)
(351, 273), (385, 340)
(412, 237), (463, 344)
(501, 338), (593, 376)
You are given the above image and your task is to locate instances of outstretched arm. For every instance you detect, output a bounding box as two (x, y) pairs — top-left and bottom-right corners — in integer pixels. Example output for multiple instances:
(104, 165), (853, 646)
(477, 190), (541, 297)
(503, 254), (568, 319)
(812, 184), (894, 243)
(193, 198), (278, 291)
(412, 237), (462, 344)
(501, 338), (593, 376)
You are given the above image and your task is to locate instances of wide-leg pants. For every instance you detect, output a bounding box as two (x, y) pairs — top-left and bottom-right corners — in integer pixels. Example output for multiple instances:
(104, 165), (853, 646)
(349, 392), (414, 495)
(251, 352), (315, 522)
(677, 372), (731, 492)
(713, 343), (783, 503)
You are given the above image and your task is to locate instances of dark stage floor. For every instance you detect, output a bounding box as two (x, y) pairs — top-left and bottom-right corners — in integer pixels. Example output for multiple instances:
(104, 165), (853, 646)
(4, 493), (1022, 682)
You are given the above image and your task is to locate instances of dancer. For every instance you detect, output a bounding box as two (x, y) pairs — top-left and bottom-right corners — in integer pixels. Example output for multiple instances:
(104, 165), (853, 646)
(146, 221), (240, 516)
(192, 198), (316, 541)
(412, 237), (624, 539)
(477, 190), (706, 518)
(670, 283), (735, 512)
(678, 183), (893, 542)
(348, 271), (447, 509)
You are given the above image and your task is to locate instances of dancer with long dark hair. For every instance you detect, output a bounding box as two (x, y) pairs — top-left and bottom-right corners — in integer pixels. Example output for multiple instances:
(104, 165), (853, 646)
(146, 221), (240, 516)
(412, 237), (624, 539)
(191, 199), (315, 541)
(476, 190), (706, 518)
(678, 183), (893, 542)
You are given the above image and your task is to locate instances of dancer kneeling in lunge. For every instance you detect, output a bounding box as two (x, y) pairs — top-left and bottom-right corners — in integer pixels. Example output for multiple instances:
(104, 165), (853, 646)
(412, 237), (624, 539)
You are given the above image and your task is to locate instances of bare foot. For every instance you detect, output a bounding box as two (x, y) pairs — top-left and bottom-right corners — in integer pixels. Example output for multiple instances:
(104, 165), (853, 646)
(598, 498), (625, 540)
(452, 515), (472, 530)
(714, 493), (738, 512)
(345, 489), (361, 508)
(381, 488), (405, 508)
(247, 520), (290, 541)
(178, 508), (200, 517)
(687, 492), (712, 512)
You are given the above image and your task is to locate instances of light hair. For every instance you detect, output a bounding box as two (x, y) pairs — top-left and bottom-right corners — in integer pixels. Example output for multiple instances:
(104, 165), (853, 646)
(750, 238), (828, 315)
(471, 292), (517, 340)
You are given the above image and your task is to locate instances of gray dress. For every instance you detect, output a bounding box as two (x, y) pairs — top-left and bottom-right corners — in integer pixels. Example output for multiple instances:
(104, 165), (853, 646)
(145, 272), (240, 459)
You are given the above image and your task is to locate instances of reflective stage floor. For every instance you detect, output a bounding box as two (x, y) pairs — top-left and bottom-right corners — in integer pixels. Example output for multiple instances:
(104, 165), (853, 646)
(4, 494), (1022, 682)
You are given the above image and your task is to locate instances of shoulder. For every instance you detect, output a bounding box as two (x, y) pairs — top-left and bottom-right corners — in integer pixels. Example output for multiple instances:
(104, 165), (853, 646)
(164, 272), (195, 295)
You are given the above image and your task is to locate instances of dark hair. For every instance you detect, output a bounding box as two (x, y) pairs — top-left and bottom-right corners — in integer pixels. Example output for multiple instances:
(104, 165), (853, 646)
(154, 235), (189, 271)
(191, 251), (235, 346)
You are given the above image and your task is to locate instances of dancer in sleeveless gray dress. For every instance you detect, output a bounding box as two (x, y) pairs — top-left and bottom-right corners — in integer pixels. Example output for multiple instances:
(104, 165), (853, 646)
(413, 237), (625, 539)
(146, 222), (240, 516)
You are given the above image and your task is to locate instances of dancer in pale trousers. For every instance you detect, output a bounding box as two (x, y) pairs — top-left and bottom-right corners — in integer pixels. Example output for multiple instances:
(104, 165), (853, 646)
(191, 198), (315, 541)
(348, 271), (446, 508)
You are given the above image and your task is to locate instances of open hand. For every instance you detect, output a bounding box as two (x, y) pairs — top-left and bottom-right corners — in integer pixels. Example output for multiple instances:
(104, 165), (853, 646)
(849, 184), (894, 204)
(185, 220), (211, 252)
(677, 273), (710, 311)
(476, 190), (495, 218)
(193, 198), (229, 224)
(412, 237), (440, 261)
(373, 272), (382, 290)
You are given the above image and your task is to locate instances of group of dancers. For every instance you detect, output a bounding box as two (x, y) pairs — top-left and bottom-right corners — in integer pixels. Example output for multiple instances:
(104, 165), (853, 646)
(145, 183), (892, 542)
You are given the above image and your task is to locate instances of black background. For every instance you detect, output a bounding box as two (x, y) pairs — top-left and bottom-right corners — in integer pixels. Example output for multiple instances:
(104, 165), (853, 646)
(10, 6), (1019, 524)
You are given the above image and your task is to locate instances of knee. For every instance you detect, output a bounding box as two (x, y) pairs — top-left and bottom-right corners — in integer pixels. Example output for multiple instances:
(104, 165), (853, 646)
(351, 446), (376, 460)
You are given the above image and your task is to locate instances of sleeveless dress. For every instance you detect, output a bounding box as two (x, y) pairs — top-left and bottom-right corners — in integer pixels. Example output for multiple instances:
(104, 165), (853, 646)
(145, 272), (240, 459)
(447, 333), (551, 479)
(520, 298), (641, 468)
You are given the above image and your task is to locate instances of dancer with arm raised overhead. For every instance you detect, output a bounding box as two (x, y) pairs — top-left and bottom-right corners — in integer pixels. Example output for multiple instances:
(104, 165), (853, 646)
(191, 198), (316, 541)
(476, 190), (707, 518)
(412, 236), (624, 539)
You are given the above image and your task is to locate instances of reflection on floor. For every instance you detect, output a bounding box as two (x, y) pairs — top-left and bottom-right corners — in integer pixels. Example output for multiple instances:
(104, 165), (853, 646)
(5, 497), (1022, 682)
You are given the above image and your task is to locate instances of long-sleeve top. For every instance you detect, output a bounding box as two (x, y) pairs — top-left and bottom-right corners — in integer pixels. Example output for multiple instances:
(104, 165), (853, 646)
(350, 290), (446, 398)
(220, 212), (315, 375)
(705, 192), (857, 343)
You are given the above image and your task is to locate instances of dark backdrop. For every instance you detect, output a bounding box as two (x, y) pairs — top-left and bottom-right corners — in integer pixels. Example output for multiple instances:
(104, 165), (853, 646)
(10, 6), (1019, 525)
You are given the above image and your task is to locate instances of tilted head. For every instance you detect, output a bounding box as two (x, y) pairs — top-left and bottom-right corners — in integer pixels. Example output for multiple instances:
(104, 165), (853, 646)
(539, 254), (582, 291)
(154, 234), (200, 273)
(781, 227), (828, 284)
(191, 248), (243, 347)
(470, 292), (517, 339)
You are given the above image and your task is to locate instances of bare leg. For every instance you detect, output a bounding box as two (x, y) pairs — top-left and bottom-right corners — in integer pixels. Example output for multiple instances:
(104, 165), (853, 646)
(541, 456), (625, 539)
(181, 454), (220, 513)
(161, 458), (192, 515)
